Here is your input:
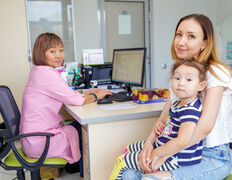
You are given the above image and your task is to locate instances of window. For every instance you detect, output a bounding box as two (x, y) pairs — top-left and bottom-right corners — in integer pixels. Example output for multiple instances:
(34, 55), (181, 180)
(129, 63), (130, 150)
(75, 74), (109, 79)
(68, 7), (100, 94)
(26, 0), (76, 63)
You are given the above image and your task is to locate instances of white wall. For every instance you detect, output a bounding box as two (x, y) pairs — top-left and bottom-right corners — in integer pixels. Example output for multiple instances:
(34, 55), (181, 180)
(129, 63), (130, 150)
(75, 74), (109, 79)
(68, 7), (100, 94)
(0, 0), (30, 123)
(217, 0), (232, 24)
(151, 0), (218, 88)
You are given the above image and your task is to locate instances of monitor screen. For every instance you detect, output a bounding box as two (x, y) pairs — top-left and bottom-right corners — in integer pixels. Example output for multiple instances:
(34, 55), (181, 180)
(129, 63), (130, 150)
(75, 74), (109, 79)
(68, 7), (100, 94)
(92, 65), (112, 84)
(111, 48), (146, 88)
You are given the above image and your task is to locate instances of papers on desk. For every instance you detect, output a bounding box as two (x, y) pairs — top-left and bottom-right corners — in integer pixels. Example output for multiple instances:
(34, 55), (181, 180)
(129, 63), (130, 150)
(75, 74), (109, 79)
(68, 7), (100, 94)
(100, 103), (136, 111)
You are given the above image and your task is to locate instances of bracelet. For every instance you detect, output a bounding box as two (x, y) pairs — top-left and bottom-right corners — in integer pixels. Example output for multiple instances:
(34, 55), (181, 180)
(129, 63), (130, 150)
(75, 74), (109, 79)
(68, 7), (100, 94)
(89, 93), (98, 102)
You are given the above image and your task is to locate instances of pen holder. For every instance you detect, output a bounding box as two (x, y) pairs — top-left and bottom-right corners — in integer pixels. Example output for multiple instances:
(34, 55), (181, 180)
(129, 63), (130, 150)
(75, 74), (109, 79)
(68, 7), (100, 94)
(73, 74), (85, 89)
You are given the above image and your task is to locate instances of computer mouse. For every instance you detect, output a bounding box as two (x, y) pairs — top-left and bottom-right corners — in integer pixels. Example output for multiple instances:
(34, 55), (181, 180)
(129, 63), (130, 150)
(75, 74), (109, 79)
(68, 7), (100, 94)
(97, 98), (113, 104)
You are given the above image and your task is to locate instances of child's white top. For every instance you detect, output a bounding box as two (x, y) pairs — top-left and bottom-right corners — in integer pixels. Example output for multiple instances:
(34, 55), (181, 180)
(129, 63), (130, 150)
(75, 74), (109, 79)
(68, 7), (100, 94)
(170, 64), (232, 148)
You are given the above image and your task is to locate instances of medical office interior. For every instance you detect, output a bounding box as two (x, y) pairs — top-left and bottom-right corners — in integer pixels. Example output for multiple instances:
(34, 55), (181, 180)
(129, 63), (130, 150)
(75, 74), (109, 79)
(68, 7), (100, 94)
(1, 0), (232, 179)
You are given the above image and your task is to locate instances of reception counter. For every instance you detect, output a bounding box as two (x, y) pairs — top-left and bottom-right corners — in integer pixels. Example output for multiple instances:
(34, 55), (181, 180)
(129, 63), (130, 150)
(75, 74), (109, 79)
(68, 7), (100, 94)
(64, 101), (164, 180)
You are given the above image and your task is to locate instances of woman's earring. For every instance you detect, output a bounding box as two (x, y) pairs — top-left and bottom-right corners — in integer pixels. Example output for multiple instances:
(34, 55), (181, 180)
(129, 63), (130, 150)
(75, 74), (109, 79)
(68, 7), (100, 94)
(200, 48), (204, 51)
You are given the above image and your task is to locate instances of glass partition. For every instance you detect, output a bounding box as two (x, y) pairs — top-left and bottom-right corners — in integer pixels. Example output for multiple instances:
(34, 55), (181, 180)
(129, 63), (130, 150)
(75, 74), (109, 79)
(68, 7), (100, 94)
(26, 0), (76, 63)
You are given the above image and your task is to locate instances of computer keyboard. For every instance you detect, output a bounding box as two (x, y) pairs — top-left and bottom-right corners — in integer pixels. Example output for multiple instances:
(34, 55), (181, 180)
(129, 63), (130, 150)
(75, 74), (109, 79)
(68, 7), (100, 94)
(103, 91), (132, 102)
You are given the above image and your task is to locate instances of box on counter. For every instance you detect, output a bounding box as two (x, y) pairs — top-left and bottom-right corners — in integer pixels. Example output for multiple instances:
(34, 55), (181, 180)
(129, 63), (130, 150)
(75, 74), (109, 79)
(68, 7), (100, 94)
(132, 89), (169, 104)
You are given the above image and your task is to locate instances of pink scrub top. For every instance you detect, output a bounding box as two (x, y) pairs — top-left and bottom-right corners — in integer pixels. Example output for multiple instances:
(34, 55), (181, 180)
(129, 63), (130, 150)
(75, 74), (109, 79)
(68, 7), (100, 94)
(19, 65), (85, 163)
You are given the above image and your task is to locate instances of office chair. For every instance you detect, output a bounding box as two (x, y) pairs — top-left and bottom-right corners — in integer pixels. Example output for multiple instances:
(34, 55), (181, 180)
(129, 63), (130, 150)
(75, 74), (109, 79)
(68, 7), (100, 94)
(0, 85), (67, 180)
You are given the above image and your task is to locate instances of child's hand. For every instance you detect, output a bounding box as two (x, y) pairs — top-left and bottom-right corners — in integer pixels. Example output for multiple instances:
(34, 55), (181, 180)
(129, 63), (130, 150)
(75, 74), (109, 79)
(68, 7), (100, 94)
(153, 121), (165, 135)
(138, 141), (153, 173)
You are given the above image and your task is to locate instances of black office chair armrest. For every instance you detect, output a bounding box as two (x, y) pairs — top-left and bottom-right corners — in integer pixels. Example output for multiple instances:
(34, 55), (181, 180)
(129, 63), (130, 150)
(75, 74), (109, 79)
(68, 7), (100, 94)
(6, 132), (54, 171)
(5, 132), (54, 143)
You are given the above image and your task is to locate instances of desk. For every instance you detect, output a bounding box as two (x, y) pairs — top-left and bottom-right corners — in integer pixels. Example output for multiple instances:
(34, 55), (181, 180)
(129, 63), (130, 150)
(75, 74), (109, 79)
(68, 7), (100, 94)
(64, 101), (164, 180)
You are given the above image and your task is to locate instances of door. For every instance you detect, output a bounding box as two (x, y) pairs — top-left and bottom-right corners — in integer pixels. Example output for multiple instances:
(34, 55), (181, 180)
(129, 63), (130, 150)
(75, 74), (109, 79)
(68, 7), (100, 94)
(105, 1), (144, 62)
(99, 0), (151, 88)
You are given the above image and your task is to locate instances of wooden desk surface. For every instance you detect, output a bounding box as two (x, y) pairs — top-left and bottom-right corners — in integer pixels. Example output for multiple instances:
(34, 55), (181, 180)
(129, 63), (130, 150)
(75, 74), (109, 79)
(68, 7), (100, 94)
(64, 101), (165, 125)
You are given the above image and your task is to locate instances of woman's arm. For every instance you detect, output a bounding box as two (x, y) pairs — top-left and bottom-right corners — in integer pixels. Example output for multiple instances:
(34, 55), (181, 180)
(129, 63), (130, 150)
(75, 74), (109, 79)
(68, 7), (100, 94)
(82, 88), (111, 105)
(150, 121), (197, 164)
(187, 86), (225, 146)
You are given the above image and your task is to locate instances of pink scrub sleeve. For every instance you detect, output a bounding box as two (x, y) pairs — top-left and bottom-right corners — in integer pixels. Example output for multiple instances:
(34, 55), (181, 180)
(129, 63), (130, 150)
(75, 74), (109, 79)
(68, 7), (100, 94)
(38, 66), (85, 105)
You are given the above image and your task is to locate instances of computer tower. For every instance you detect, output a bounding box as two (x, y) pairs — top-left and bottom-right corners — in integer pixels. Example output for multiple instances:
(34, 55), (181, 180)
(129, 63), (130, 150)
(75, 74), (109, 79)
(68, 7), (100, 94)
(83, 66), (93, 89)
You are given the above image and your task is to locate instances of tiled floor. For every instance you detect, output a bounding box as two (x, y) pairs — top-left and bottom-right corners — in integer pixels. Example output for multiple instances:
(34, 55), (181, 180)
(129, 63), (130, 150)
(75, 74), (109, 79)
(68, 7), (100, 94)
(0, 167), (80, 180)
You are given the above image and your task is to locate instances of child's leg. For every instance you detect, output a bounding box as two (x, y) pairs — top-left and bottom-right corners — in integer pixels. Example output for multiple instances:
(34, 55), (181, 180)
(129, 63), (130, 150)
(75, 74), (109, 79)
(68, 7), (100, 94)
(109, 150), (142, 180)
(123, 140), (145, 154)
(157, 157), (179, 171)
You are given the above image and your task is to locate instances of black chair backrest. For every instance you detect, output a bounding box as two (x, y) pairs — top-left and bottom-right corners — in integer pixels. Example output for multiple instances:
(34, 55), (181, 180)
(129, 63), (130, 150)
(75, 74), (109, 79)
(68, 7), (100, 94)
(0, 86), (20, 138)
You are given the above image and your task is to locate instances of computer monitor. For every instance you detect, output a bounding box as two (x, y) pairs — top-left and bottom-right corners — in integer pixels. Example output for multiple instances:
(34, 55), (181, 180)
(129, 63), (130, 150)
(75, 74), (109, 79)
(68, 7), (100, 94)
(111, 48), (146, 93)
(92, 63), (112, 84)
